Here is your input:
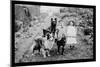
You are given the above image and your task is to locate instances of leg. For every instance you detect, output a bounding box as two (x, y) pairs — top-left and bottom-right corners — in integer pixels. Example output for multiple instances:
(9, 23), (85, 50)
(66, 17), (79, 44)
(57, 45), (60, 54)
(53, 28), (56, 38)
(72, 45), (75, 49)
(43, 29), (46, 37)
(40, 48), (46, 58)
(47, 49), (50, 56)
(69, 45), (72, 49)
(70, 45), (74, 50)
(53, 32), (55, 38)
(32, 48), (35, 56)
(72, 45), (77, 50)
(38, 48), (41, 55)
(61, 46), (64, 55)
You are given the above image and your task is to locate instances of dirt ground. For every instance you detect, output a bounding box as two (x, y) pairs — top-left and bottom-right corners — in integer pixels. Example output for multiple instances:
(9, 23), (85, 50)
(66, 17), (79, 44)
(18, 43), (93, 63)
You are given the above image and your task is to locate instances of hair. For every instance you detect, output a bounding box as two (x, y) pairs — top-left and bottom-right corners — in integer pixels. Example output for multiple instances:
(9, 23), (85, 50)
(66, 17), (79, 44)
(67, 21), (76, 26)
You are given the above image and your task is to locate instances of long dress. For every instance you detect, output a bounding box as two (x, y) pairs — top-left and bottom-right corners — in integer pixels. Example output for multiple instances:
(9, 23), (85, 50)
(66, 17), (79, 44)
(66, 26), (77, 45)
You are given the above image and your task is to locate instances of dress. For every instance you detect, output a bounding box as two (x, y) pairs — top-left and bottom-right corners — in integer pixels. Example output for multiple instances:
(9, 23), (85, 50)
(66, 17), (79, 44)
(66, 26), (77, 45)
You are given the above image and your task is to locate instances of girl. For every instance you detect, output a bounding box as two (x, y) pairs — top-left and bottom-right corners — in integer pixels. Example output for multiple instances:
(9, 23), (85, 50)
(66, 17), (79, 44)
(66, 21), (78, 50)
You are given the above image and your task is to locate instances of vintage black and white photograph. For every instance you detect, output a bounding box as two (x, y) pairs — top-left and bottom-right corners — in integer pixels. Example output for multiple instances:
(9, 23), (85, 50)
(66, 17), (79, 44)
(11, 1), (96, 66)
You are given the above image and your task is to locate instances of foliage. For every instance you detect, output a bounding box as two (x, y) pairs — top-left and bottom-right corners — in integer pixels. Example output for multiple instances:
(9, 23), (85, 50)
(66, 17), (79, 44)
(59, 7), (93, 45)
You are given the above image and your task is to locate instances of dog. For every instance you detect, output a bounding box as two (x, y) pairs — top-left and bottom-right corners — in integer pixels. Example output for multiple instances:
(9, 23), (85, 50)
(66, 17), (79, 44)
(32, 33), (54, 58)
(31, 37), (47, 58)
(55, 34), (66, 55)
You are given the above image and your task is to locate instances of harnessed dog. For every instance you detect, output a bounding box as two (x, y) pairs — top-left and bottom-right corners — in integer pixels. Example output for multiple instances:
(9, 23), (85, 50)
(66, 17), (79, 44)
(55, 34), (66, 55)
(31, 33), (54, 58)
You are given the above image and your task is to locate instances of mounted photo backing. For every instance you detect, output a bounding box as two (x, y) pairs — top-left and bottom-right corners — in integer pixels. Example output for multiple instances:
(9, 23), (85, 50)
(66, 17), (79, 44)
(11, 0), (96, 67)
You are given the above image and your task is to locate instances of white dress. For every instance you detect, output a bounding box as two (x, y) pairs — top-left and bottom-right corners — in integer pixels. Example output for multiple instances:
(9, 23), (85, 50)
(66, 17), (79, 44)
(66, 26), (77, 44)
